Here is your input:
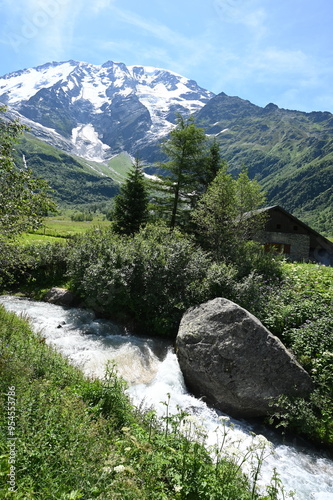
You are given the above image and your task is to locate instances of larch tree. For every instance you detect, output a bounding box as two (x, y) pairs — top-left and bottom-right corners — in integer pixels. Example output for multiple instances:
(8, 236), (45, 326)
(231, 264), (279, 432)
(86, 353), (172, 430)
(156, 115), (208, 229)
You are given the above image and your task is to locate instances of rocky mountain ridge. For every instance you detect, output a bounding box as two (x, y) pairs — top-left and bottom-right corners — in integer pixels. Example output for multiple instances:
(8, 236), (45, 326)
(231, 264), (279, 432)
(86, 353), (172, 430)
(0, 60), (214, 162)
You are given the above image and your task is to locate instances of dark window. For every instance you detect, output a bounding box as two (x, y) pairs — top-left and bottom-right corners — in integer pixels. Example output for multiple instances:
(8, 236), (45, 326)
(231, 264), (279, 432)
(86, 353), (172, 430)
(276, 224), (281, 229)
(293, 225), (298, 231)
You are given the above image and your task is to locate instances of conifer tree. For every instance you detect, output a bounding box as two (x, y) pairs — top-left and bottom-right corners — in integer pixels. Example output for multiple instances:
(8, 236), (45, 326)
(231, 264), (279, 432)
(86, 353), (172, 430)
(156, 115), (208, 229)
(204, 138), (226, 188)
(112, 158), (148, 235)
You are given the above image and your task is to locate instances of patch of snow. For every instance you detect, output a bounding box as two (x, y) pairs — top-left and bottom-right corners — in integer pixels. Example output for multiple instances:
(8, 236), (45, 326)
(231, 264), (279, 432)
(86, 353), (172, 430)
(0, 62), (76, 104)
(71, 73), (109, 110)
(72, 124), (110, 162)
(143, 172), (162, 181)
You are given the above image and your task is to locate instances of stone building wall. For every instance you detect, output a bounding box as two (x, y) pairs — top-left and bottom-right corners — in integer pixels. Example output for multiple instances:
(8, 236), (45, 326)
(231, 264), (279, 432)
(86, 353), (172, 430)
(257, 231), (310, 261)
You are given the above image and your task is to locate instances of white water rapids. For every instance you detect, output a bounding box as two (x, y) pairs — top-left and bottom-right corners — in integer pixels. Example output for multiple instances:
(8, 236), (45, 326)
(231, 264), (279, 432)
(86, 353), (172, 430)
(1, 296), (333, 500)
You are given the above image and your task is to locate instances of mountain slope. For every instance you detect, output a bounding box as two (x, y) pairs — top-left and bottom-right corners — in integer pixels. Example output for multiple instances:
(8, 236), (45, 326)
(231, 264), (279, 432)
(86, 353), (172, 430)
(14, 133), (119, 207)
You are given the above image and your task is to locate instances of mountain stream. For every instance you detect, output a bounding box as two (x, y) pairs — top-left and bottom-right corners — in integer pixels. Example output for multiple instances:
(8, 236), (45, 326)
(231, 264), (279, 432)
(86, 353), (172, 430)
(1, 295), (332, 500)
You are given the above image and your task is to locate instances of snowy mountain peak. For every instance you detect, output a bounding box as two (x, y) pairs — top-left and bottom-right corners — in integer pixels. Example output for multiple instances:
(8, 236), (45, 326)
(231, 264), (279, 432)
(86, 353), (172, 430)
(0, 60), (214, 162)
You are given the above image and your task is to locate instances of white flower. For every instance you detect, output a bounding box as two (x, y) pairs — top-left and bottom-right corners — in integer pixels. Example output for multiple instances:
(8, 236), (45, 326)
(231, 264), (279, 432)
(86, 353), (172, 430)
(219, 416), (230, 423)
(183, 415), (200, 424)
(114, 465), (126, 473)
(174, 485), (182, 493)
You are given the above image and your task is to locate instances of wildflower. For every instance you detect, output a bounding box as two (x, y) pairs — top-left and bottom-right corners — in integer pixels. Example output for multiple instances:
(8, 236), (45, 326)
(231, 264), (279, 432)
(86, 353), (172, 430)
(182, 415), (200, 424)
(114, 465), (126, 473)
(174, 485), (182, 493)
(225, 445), (241, 457)
(218, 415), (230, 423)
(102, 466), (112, 473)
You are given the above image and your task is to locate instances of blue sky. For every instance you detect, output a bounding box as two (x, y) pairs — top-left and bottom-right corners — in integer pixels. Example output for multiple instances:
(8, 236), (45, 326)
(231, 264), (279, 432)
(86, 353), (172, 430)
(1, 0), (333, 112)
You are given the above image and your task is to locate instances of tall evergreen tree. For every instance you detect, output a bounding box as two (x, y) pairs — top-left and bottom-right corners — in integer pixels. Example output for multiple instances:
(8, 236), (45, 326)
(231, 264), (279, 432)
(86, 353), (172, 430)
(112, 158), (148, 235)
(156, 115), (208, 229)
(204, 138), (226, 188)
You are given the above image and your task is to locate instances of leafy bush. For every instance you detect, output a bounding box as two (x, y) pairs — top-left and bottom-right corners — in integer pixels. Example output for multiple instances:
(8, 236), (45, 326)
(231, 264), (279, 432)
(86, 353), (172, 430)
(0, 239), (28, 290)
(66, 224), (278, 337)
(258, 263), (333, 449)
(66, 224), (214, 336)
(0, 240), (68, 293)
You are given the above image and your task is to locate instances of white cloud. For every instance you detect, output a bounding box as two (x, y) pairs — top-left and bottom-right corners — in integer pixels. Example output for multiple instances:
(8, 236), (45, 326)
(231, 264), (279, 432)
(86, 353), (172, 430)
(109, 6), (193, 49)
(250, 48), (309, 75)
(90, 0), (115, 14)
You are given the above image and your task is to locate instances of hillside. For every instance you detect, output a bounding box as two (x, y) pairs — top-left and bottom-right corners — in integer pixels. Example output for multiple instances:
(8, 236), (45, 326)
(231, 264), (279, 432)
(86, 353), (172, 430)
(194, 94), (333, 235)
(14, 133), (119, 208)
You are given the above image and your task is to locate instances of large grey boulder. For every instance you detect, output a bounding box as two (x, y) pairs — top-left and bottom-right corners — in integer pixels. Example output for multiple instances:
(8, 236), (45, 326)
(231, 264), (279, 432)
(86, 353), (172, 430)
(44, 288), (79, 307)
(176, 298), (313, 418)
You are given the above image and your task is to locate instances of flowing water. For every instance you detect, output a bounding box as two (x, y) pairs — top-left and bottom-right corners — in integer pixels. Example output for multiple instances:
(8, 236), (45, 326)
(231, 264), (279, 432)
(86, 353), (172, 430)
(1, 295), (333, 500)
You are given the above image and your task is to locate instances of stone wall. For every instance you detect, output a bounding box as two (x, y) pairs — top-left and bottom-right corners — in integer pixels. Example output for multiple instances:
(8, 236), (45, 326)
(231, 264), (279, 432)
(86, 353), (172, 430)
(258, 231), (310, 261)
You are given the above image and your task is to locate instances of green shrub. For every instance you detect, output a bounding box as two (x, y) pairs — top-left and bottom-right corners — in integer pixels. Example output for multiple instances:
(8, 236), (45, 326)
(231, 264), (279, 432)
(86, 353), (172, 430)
(66, 224), (214, 336)
(0, 239), (68, 293)
(259, 263), (333, 448)
(66, 224), (281, 337)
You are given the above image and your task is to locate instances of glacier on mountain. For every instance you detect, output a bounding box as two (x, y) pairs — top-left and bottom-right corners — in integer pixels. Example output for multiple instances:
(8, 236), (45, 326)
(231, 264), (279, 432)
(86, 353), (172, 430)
(0, 60), (214, 162)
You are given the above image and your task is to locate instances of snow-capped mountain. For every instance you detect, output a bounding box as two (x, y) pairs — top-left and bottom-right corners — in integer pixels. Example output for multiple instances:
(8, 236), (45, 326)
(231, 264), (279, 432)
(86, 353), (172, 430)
(0, 60), (214, 162)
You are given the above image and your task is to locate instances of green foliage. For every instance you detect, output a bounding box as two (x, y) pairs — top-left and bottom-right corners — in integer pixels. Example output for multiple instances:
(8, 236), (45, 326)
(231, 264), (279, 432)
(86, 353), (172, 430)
(0, 307), (132, 499)
(112, 159), (149, 235)
(0, 240), (68, 292)
(65, 223), (282, 337)
(204, 138), (226, 187)
(66, 224), (213, 335)
(155, 115), (208, 228)
(196, 95), (333, 236)
(0, 107), (57, 237)
(70, 212), (94, 222)
(0, 305), (286, 499)
(192, 167), (267, 262)
(246, 262), (333, 448)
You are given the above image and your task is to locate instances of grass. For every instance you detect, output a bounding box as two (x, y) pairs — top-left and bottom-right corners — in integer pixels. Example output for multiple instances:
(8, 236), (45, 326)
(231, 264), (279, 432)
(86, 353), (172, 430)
(17, 217), (112, 244)
(17, 233), (64, 245)
(107, 153), (134, 183)
(0, 306), (288, 499)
